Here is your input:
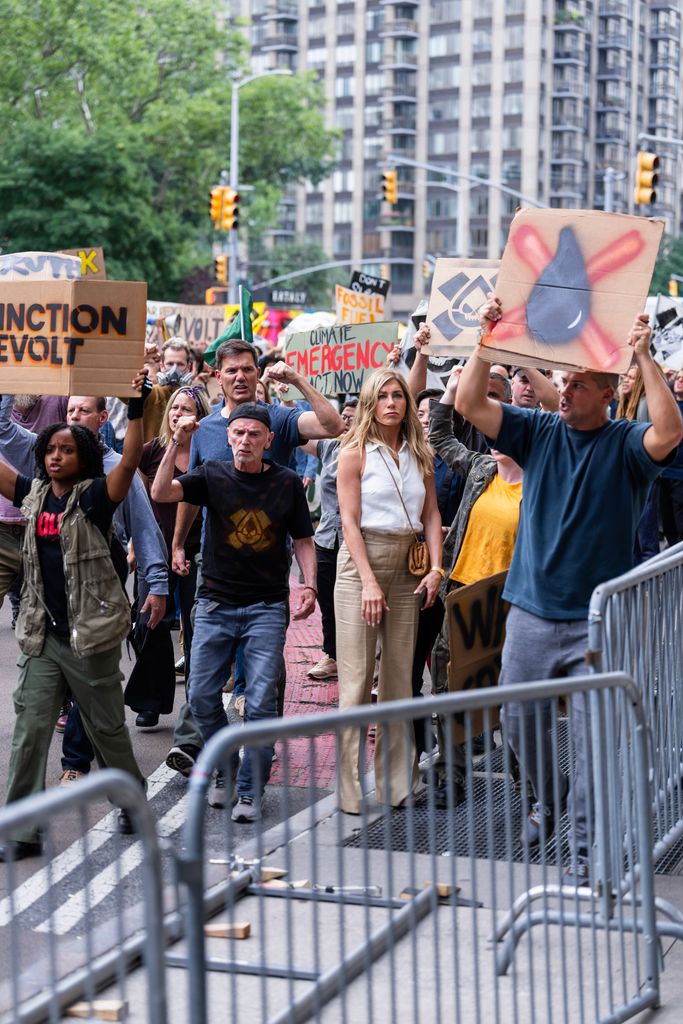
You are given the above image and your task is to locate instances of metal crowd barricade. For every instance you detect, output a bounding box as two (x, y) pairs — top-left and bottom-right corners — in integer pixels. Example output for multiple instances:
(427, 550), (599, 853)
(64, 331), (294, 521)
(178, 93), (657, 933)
(0, 770), (167, 1024)
(172, 672), (661, 1024)
(588, 545), (683, 869)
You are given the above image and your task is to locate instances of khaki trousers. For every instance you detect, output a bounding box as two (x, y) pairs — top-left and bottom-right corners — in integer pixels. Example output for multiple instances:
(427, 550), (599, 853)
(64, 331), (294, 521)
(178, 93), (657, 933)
(335, 532), (420, 814)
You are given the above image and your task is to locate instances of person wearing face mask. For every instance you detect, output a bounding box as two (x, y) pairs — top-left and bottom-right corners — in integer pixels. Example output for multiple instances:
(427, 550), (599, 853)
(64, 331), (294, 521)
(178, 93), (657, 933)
(142, 338), (194, 442)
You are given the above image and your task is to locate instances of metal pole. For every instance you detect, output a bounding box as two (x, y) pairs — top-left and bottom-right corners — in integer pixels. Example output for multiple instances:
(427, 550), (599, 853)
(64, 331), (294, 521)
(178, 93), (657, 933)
(388, 154), (548, 208)
(229, 78), (239, 305)
(603, 167), (616, 213)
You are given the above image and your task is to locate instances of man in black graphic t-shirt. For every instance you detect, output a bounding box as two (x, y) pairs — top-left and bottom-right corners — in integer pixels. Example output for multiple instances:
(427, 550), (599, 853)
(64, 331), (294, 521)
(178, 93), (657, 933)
(151, 403), (317, 823)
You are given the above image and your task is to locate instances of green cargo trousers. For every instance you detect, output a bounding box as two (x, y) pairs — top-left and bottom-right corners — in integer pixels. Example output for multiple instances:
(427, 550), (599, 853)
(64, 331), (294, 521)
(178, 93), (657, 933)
(5, 632), (145, 844)
(0, 522), (23, 608)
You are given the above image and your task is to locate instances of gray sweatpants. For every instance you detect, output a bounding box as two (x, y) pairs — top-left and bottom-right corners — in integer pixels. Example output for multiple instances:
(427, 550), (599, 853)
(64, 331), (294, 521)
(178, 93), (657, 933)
(500, 605), (591, 850)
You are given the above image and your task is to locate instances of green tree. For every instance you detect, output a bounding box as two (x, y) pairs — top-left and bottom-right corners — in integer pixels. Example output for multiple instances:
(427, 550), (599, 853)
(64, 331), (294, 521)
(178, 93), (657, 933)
(252, 239), (341, 310)
(0, 1), (339, 298)
(651, 234), (683, 296)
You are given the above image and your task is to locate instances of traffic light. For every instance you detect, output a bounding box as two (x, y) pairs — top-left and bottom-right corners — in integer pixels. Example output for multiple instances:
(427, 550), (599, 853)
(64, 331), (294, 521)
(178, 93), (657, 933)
(221, 188), (240, 230)
(670, 277), (679, 298)
(214, 254), (228, 285)
(381, 169), (398, 205)
(422, 260), (432, 279)
(209, 186), (223, 227)
(633, 151), (659, 206)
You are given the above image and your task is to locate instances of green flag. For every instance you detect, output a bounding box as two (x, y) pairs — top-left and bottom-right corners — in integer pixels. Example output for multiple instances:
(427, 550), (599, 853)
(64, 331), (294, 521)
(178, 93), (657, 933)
(204, 285), (253, 366)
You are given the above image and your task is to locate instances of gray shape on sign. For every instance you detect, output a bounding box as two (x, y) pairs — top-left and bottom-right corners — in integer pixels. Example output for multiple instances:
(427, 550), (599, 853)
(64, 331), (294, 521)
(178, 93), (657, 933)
(438, 272), (469, 302)
(432, 309), (461, 342)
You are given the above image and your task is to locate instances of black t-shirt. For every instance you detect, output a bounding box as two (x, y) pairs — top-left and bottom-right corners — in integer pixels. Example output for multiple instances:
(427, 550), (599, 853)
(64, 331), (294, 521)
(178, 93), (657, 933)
(177, 459), (314, 606)
(14, 476), (119, 636)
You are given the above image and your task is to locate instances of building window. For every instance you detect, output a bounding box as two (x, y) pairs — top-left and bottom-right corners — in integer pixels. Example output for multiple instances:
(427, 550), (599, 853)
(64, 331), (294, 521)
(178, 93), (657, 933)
(471, 93), (491, 118)
(471, 63), (491, 86)
(503, 90), (524, 115)
(336, 43), (356, 65)
(335, 76), (355, 98)
(428, 63), (460, 90)
(429, 96), (459, 121)
(429, 32), (458, 57)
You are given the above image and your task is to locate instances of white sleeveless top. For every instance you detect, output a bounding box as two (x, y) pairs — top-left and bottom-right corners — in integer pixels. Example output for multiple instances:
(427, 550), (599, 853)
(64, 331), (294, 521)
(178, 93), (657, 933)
(360, 441), (425, 532)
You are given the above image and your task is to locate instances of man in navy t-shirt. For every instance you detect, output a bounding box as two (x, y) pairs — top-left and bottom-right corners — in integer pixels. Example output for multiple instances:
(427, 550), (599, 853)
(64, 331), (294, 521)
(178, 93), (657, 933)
(455, 296), (683, 880)
(166, 338), (343, 777)
(152, 403), (317, 821)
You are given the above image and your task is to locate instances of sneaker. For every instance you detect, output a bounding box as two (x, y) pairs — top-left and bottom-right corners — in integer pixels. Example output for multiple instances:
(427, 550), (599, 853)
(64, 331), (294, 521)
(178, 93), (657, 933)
(208, 769), (236, 809)
(563, 848), (590, 886)
(521, 776), (569, 847)
(165, 745), (200, 778)
(117, 809), (135, 836)
(223, 672), (235, 694)
(55, 701), (73, 733)
(234, 694), (246, 718)
(174, 656), (185, 676)
(307, 655), (337, 680)
(231, 796), (261, 823)
(434, 771), (466, 809)
(59, 769), (85, 786)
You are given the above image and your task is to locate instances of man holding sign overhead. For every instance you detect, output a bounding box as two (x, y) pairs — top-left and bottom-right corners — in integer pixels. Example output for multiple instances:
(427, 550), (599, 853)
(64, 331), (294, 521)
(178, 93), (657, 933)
(455, 296), (682, 882)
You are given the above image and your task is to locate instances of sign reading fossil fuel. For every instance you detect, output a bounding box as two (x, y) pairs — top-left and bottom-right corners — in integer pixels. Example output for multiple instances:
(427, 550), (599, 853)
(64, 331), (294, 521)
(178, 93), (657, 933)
(446, 570), (509, 743)
(482, 208), (664, 374)
(0, 278), (147, 397)
(285, 321), (399, 396)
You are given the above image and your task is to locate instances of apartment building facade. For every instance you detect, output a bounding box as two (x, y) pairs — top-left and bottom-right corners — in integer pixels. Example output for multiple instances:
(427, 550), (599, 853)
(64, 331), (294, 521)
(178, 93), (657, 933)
(229, 0), (683, 318)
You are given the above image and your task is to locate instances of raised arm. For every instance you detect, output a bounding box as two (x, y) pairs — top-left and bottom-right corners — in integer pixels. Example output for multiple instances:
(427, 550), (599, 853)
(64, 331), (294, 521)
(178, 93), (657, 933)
(454, 297), (505, 441)
(524, 366), (560, 413)
(406, 323), (430, 399)
(632, 316), (683, 461)
(0, 395), (38, 476)
(105, 371), (149, 504)
(0, 460), (19, 503)
(266, 361), (344, 440)
(150, 416), (199, 504)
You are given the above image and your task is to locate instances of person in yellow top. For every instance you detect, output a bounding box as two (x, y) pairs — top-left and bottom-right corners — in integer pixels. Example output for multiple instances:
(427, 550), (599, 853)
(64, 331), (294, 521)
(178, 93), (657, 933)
(427, 367), (523, 806)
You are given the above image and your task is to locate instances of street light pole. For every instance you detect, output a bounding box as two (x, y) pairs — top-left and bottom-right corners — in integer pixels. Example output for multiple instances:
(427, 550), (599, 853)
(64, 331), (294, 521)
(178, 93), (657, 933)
(227, 68), (292, 303)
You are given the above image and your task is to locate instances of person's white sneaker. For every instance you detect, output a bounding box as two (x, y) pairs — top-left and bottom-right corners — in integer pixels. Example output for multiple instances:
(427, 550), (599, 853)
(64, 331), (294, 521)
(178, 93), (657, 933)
(208, 769), (236, 809)
(307, 655), (337, 680)
(231, 796), (261, 823)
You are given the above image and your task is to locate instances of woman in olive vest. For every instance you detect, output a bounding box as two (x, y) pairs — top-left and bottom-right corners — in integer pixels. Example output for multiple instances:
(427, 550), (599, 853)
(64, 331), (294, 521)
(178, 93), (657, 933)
(0, 373), (149, 862)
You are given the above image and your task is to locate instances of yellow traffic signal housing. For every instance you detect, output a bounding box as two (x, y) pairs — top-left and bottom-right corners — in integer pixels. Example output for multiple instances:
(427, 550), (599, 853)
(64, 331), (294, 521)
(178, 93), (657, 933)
(221, 189), (240, 231)
(670, 278), (679, 298)
(634, 151), (659, 206)
(382, 169), (398, 205)
(209, 187), (223, 227)
(214, 254), (228, 285)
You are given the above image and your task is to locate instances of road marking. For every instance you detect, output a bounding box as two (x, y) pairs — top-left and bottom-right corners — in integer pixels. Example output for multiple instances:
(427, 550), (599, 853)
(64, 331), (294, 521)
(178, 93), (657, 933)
(0, 764), (177, 928)
(35, 790), (190, 935)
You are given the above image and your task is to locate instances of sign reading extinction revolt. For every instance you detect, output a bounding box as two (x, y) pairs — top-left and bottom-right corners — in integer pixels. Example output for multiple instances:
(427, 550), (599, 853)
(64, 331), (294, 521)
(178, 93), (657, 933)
(0, 279), (147, 397)
(285, 321), (399, 396)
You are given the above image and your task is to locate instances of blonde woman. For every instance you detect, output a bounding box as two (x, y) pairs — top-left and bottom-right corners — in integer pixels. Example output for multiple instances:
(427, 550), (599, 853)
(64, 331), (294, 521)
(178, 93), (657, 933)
(335, 370), (443, 814)
(125, 386), (211, 725)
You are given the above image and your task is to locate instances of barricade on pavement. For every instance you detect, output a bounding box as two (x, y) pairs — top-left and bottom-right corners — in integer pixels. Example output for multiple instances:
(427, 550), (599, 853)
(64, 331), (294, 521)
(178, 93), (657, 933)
(172, 672), (662, 1024)
(588, 545), (683, 869)
(0, 770), (167, 1024)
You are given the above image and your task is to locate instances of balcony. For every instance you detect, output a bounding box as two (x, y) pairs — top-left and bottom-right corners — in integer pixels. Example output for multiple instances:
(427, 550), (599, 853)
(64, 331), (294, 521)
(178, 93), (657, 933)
(551, 145), (585, 161)
(554, 48), (584, 63)
(380, 0), (419, 5)
(552, 115), (585, 130)
(381, 81), (417, 102)
(262, 1), (298, 20)
(261, 33), (298, 52)
(379, 18), (418, 38)
(385, 116), (417, 133)
(598, 0), (629, 12)
(379, 213), (416, 231)
(381, 51), (418, 71)
(598, 32), (630, 48)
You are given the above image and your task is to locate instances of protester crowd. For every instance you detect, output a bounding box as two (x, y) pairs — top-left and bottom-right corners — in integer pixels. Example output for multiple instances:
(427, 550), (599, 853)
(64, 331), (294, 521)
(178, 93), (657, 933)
(0, 302), (681, 875)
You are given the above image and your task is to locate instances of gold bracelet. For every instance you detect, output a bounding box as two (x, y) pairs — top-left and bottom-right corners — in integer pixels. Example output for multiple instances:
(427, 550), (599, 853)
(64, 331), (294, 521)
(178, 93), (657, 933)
(430, 566), (446, 578)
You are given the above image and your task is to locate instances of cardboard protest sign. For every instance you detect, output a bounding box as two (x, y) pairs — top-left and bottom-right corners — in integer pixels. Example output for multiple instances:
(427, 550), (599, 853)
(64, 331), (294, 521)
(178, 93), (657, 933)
(0, 279), (146, 397)
(446, 571), (509, 742)
(336, 284), (385, 324)
(285, 321), (399, 396)
(0, 251), (81, 281)
(147, 301), (231, 350)
(60, 247), (107, 279)
(349, 270), (390, 297)
(482, 209), (664, 374)
(425, 259), (499, 357)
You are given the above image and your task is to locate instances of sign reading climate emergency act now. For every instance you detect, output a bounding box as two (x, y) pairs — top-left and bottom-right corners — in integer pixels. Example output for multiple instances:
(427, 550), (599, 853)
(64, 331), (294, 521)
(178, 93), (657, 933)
(0, 279), (147, 397)
(284, 321), (399, 396)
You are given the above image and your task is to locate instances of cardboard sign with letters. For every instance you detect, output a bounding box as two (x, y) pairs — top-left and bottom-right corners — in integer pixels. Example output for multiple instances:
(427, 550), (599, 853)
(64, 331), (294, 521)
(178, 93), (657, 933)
(60, 247), (107, 279)
(285, 321), (399, 396)
(146, 301), (231, 349)
(336, 284), (385, 324)
(349, 270), (391, 298)
(446, 571), (509, 742)
(0, 251), (81, 282)
(426, 258), (500, 358)
(0, 278), (147, 397)
(482, 208), (664, 374)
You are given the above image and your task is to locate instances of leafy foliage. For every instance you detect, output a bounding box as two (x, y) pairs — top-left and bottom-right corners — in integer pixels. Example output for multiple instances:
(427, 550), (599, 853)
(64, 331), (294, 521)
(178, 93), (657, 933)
(651, 234), (683, 296)
(0, 1), (339, 297)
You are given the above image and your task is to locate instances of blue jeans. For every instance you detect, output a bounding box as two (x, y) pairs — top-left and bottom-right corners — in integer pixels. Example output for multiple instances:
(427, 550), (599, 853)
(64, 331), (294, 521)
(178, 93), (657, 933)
(189, 597), (287, 799)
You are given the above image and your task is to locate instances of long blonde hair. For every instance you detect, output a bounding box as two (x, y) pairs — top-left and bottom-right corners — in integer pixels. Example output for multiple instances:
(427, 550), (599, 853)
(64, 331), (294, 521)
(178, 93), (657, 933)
(159, 386), (211, 446)
(339, 369), (433, 477)
(615, 367), (644, 421)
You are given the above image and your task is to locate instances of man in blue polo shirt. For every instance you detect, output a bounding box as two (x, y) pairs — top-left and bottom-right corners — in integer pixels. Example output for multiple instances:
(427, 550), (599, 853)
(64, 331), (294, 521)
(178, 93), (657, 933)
(455, 297), (682, 880)
(166, 338), (343, 777)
